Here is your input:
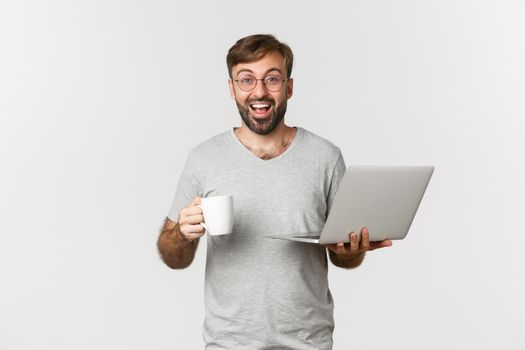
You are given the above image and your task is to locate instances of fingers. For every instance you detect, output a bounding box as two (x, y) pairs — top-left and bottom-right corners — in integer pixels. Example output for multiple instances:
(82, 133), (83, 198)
(327, 228), (394, 255)
(179, 222), (205, 241)
(178, 197), (205, 241)
(183, 222), (206, 233)
(354, 227), (393, 251)
(360, 227), (370, 251)
(179, 206), (204, 227)
(180, 220), (205, 233)
(349, 232), (359, 252)
(180, 206), (203, 218)
(181, 214), (205, 225)
(337, 241), (345, 254)
(179, 197), (204, 223)
(370, 239), (393, 250)
(347, 227), (391, 252)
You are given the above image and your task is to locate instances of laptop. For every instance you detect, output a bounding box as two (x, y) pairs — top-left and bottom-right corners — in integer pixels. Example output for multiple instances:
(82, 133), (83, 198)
(264, 165), (434, 244)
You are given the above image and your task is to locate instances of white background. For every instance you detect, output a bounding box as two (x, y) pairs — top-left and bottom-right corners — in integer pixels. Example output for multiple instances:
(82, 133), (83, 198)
(1, 1), (524, 349)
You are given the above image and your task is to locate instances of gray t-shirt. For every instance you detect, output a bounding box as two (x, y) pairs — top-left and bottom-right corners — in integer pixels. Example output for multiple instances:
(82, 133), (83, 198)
(168, 127), (346, 350)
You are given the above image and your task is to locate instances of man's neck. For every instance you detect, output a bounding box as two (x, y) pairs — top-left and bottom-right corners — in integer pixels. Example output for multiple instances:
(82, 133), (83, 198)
(234, 123), (297, 160)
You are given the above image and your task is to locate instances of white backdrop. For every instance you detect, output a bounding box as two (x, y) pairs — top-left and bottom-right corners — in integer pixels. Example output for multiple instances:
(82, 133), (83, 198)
(1, 1), (524, 349)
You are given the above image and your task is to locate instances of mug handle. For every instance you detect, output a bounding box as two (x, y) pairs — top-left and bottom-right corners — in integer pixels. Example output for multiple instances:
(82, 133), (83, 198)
(197, 205), (207, 234)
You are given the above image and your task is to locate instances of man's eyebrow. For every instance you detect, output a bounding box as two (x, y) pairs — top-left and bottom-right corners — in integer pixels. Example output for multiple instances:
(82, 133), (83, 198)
(264, 68), (282, 75)
(235, 67), (283, 77)
(236, 68), (253, 76)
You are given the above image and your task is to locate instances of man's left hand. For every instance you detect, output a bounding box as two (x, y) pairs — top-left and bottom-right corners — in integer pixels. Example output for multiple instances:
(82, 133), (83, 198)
(324, 226), (392, 259)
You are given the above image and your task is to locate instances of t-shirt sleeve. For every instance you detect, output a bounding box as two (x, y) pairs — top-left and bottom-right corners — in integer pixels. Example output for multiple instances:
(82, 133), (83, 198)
(167, 151), (202, 222)
(326, 151), (346, 219)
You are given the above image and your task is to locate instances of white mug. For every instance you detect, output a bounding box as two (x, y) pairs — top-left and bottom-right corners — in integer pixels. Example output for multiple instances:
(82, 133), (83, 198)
(198, 195), (233, 236)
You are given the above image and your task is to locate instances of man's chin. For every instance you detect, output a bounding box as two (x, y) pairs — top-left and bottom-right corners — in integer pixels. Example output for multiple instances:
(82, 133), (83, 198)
(252, 116), (271, 124)
(237, 104), (286, 135)
(246, 113), (272, 131)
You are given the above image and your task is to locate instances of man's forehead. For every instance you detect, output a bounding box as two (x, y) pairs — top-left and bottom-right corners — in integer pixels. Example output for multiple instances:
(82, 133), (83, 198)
(232, 52), (286, 76)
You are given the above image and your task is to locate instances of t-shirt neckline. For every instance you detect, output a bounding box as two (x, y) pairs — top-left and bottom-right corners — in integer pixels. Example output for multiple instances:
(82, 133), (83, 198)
(229, 126), (303, 164)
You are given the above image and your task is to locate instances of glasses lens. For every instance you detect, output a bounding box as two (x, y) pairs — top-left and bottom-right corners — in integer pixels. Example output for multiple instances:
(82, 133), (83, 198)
(264, 76), (284, 92)
(238, 76), (256, 91)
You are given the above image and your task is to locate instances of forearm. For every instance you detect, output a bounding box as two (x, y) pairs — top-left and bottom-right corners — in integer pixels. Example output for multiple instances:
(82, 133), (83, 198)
(328, 250), (365, 269)
(157, 220), (199, 269)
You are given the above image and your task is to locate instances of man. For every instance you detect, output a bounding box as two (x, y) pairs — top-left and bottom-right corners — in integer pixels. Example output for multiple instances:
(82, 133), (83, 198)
(157, 34), (392, 350)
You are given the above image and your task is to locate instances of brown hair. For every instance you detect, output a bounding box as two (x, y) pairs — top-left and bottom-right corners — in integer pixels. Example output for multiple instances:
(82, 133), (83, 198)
(226, 34), (294, 79)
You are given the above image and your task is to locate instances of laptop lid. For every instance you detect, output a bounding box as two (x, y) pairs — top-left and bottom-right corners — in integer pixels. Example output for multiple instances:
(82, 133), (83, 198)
(317, 165), (434, 244)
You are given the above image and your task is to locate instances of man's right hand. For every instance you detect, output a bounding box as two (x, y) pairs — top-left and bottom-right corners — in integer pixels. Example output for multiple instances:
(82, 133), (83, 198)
(178, 196), (206, 241)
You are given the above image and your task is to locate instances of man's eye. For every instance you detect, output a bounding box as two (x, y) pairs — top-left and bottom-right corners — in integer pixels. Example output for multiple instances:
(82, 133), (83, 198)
(266, 76), (281, 82)
(240, 78), (254, 84)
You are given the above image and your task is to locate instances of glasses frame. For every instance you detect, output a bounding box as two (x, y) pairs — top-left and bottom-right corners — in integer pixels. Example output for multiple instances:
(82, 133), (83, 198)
(233, 75), (289, 92)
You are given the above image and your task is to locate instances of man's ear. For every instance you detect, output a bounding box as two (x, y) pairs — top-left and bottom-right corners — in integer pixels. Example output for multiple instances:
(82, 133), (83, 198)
(228, 79), (235, 99)
(286, 78), (294, 100)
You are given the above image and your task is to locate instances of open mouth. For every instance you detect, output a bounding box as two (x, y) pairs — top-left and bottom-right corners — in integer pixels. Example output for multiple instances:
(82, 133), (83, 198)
(249, 102), (272, 119)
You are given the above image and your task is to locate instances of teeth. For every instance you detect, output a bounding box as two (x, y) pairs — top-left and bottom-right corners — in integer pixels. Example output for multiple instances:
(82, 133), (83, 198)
(251, 104), (270, 108)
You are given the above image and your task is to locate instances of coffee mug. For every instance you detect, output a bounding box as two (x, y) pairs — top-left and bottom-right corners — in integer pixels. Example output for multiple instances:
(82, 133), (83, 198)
(198, 195), (233, 236)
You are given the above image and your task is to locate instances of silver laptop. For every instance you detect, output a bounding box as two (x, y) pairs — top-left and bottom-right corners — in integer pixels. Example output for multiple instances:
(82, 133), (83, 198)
(264, 165), (434, 244)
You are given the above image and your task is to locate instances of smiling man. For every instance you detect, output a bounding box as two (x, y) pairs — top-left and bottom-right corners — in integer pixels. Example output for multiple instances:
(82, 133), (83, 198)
(230, 50), (290, 137)
(157, 34), (391, 350)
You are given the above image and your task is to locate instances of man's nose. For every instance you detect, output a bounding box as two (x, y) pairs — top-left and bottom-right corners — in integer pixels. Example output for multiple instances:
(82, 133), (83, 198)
(252, 79), (269, 98)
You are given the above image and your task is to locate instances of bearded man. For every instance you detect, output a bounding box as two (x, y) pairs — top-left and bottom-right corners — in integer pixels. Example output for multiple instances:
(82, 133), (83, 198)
(157, 34), (391, 350)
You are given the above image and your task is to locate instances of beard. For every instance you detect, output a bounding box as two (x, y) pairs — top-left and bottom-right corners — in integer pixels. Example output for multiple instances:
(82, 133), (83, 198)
(235, 97), (288, 135)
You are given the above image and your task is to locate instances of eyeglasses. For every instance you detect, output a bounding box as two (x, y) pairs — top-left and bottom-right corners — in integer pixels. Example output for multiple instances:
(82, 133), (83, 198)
(234, 75), (288, 92)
